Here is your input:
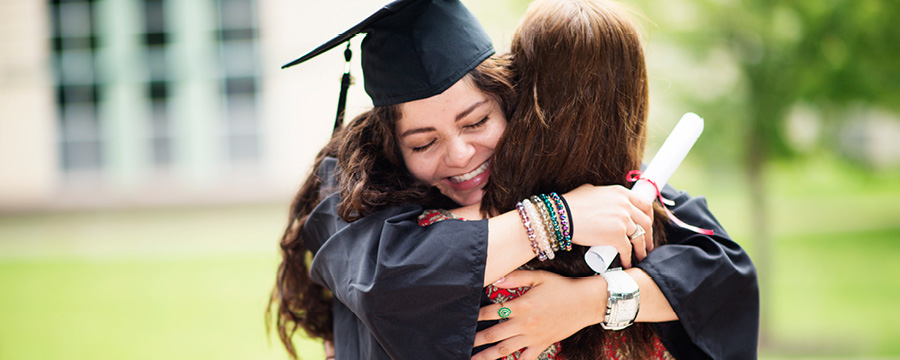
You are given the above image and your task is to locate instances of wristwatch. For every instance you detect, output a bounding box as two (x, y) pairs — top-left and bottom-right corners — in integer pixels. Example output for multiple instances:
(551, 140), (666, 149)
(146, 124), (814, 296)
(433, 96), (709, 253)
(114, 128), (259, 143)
(600, 268), (640, 330)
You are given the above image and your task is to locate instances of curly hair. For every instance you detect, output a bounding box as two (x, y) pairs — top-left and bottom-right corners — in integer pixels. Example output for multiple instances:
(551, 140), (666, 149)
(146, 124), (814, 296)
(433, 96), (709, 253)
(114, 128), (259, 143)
(267, 130), (342, 357)
(267, 55), (516, 359)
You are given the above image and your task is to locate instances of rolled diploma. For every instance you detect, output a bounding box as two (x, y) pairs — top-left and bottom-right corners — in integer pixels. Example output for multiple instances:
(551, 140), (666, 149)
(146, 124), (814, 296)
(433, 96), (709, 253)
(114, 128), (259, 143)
(584, 112), (704, 273)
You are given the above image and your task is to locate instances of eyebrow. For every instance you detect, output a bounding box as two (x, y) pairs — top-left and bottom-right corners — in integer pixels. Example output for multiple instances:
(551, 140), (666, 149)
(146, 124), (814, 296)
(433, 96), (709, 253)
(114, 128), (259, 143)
(455, 99), (488, 122)
(398, 99), (489, 139)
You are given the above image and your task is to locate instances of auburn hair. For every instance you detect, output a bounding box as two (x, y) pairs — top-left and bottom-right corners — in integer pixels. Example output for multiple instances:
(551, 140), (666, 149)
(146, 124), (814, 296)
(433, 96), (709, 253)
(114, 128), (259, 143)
(480, 0), (666, 358)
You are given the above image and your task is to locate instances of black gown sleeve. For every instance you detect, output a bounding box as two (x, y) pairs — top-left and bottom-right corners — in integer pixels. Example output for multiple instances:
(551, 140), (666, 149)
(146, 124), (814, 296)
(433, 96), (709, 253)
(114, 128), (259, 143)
(635, 185), (760, 360)
(304, 189), (489, 359)
(303, 158), (757, 359)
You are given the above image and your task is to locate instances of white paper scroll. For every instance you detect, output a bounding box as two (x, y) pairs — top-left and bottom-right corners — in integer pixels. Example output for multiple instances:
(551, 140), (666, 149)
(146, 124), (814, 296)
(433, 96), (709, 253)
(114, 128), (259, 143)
(584, 113), (705, 273)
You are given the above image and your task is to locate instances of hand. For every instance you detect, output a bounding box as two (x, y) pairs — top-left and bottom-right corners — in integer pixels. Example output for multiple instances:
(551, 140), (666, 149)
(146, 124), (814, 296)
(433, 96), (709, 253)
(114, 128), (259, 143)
(561, 184), (653, 268)
(472, 270), (606, 360)
(324, 340), (335, 360)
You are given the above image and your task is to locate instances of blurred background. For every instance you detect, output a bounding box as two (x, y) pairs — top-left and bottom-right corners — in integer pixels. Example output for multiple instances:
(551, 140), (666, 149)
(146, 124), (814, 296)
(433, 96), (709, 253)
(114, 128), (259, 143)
(1, 0), (898, 359)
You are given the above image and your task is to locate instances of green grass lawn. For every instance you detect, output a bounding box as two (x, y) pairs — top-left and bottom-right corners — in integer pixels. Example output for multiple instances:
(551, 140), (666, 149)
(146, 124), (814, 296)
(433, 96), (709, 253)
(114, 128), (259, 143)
(0, 256), (324, 360)
(1, 159), (898, 359)
(765, 227), (900, 356)
(0, 204), (323, 360)
(680, 158), (900, 358)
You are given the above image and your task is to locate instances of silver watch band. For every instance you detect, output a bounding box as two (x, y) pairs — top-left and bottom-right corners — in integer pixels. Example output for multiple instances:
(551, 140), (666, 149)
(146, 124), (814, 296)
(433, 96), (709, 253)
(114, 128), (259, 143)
(600, 268), (640, 330)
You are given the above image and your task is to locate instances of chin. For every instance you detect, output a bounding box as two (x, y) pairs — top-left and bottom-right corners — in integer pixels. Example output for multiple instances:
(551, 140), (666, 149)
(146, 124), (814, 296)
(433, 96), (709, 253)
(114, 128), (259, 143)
(453, 192), (484, 207)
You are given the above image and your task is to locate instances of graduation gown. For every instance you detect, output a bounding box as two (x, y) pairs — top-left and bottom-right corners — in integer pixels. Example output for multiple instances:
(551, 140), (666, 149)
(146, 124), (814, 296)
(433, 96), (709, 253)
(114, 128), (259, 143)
(304, 157), (759, 359)
(638, 188), (759, 359)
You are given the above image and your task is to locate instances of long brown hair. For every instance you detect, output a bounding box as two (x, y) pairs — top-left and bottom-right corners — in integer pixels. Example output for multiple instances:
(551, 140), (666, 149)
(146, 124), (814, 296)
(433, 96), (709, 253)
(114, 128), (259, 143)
(267, 56), (516, 359)
(480, 0), (665, 358)
(267, 128), (343, 358)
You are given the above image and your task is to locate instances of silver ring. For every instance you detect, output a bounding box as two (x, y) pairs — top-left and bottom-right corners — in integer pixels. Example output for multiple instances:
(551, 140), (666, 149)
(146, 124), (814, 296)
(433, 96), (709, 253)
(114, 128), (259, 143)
(628, 224), (645, 240)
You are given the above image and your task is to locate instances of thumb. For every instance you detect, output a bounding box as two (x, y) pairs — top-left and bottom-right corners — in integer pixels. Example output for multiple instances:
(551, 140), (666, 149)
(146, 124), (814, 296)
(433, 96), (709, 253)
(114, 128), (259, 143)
(490, 269), (545, 289)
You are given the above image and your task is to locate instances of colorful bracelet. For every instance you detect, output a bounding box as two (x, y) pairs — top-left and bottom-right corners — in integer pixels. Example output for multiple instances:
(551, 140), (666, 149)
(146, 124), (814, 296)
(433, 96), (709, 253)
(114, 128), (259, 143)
(550, 192), (572, 250)
(531, 195), (559, 251)
(523, 198), (554, 260)
(516, 201), (545, 261)
(524, 198), (553, 260)
(538, 194), (564, 250)
(516, 192), (576, 261)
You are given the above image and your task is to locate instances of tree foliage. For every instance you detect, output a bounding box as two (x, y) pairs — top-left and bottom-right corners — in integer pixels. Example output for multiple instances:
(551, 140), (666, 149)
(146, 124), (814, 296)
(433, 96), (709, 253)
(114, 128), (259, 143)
(629, 0), (900, 342)
(636, 0), (900, 162)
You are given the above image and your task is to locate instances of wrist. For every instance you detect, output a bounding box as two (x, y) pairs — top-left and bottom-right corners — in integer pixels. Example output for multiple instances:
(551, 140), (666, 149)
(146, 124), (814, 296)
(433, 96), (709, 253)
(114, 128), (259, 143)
(581, 276), (610, 327)
(484, 210), (535, 285)
(599, 268), (640, 330)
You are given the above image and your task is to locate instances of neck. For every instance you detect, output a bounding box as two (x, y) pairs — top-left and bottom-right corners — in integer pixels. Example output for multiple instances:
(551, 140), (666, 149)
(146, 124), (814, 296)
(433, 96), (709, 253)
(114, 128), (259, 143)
(450, 203), (484, 220)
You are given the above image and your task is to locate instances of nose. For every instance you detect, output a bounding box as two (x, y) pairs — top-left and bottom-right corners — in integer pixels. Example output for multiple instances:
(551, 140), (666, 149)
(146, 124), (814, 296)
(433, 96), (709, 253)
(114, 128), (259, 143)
(444, 136), (475, 168)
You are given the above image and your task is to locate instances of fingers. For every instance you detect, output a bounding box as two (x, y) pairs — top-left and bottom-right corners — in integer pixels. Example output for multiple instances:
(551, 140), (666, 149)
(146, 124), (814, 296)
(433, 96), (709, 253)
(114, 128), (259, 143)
(607, 186), (635, 268)
(627, 190), (655, 254)
(614, 239), (633, 268)
(472, 338), (554, 360)
(627, 207), (649, 262)
(518, 346), (551, 360)
(627, 189), (653, 218)
(478, 302), (509, 322)
(490, 269), (543, 289)
(564, 184), (658, 265)
(471, 336), (532, 360)
(643, 214), (654, 254)
(472, 319), (518, 347)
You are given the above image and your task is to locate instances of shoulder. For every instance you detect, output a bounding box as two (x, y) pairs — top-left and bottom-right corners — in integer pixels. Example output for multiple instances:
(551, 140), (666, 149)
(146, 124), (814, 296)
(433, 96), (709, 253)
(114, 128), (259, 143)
(418, 209), (464, 226)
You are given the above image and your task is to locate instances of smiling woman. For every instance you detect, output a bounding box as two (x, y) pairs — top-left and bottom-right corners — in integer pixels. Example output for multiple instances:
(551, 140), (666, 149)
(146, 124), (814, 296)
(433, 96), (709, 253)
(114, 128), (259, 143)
(270, 0), (756, 359)
(397, 77), (508, 206)
(270, 1), (661, 358)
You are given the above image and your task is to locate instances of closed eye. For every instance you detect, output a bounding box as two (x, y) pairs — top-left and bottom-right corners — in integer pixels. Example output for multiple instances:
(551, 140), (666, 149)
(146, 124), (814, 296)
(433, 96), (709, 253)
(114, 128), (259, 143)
(411, 139), (436, 153)
(464, 116), (489, 129)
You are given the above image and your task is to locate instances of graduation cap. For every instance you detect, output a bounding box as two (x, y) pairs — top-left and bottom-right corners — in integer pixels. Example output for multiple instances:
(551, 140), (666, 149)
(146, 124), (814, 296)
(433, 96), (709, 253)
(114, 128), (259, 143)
(282, 0), (495, 132)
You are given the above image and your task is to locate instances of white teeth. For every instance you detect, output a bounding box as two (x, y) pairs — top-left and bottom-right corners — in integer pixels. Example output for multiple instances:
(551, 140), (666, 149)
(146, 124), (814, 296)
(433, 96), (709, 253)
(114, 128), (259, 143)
(450, 161), (489, 183)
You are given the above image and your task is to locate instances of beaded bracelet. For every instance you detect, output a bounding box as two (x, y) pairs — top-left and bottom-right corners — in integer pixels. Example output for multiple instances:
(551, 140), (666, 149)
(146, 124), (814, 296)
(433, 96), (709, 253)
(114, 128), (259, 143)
(550, 192), (573, 250)
(516, 201), (545, 261)
(516, 192), (576, 261)
(531, 195), (559, 251)
(523, 198), (554, 260)
(524, 198), (554, 260)
(538, 194), (564, 250)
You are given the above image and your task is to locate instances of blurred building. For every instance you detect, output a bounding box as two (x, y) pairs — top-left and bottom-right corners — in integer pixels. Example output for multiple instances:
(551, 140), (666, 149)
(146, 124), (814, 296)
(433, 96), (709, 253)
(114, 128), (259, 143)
(0, 0), (388, 211)
(0, 0), (520, 212)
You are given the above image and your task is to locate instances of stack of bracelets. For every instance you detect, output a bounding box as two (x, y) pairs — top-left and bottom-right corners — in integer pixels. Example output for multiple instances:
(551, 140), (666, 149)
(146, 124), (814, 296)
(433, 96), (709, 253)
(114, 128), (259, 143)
(515, 192), (573, 261)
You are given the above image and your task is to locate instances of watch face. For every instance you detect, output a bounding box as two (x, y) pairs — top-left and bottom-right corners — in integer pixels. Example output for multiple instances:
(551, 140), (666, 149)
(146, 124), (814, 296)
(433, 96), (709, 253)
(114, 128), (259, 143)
(601, 269), (640, 330)
(619, 299), (638, 318)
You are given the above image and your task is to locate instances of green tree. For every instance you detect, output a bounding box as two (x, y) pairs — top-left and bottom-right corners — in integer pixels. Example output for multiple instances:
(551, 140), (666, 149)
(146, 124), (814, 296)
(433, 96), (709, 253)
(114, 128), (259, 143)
(635, 0), (900, 343)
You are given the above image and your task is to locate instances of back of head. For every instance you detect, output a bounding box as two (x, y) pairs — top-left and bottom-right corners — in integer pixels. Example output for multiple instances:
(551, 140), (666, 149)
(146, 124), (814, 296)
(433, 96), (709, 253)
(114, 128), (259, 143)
(483, 0), (648, 213)
(481, 2), (655, 357)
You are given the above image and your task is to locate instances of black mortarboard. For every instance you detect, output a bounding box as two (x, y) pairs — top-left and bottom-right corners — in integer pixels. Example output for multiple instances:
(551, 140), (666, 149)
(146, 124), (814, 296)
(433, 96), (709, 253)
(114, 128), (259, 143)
(283, 0), (494, 129)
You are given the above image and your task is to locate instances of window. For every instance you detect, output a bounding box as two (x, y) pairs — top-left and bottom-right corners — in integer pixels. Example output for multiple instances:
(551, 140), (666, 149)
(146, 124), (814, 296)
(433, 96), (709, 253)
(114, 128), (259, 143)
(216, 0), (261, 164)
(143, 0), (173, 167)
(51, 0), (103, 172)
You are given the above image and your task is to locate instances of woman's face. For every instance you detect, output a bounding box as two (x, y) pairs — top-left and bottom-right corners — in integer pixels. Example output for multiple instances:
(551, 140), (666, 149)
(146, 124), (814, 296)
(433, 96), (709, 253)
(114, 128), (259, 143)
(396, 77), (507, 206)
